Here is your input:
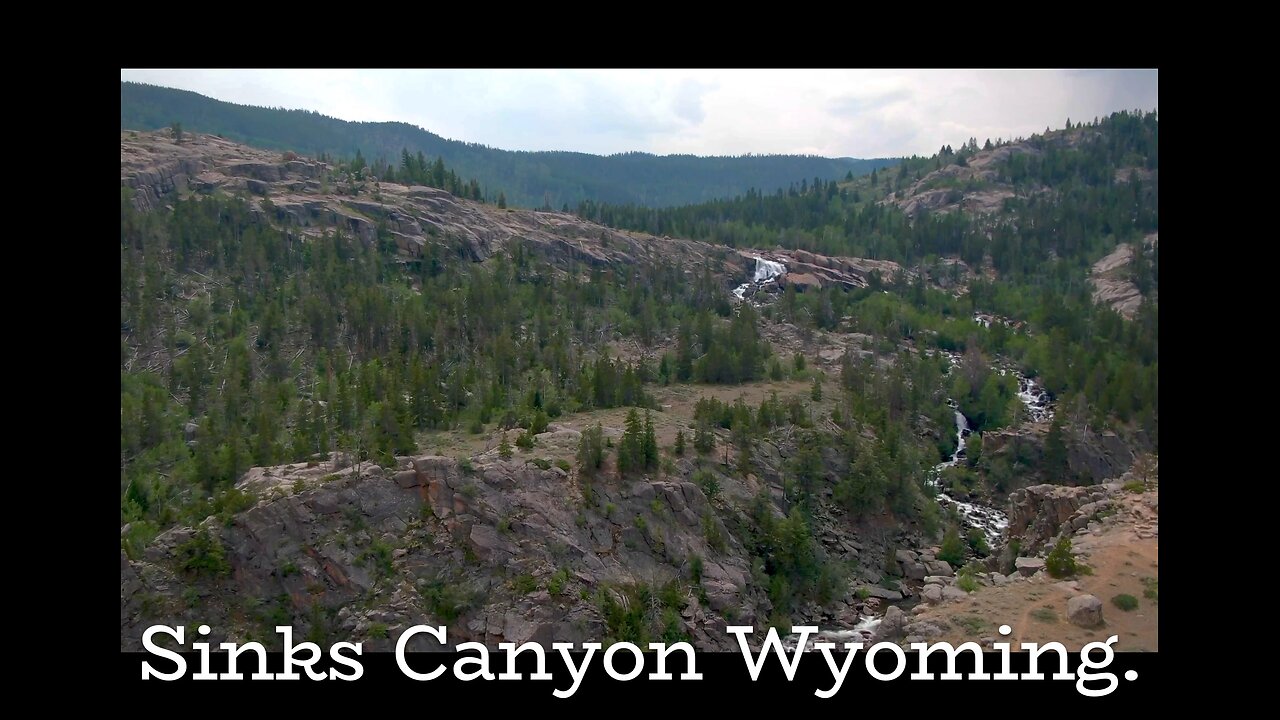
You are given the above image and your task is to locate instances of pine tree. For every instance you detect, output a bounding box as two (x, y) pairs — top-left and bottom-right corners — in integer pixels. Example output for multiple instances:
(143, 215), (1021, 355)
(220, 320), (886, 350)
(676, 322), (694, 382)
(577, 423), (604, 474)
(497, 192), (507, 209)
(642, 411), (658, 469)
(619, 408), (643, 475)
(693, 419), (715, 454)
(673, 429), (686, 456)
(499, 431), (513, 459)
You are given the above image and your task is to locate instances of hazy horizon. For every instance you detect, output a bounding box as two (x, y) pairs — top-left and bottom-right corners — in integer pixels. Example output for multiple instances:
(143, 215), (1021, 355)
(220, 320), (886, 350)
(120, 69), (1158, 159)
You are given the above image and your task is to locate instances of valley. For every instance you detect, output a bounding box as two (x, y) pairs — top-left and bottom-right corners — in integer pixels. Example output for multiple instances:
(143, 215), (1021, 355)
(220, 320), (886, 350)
(120, 109), (1158, 654)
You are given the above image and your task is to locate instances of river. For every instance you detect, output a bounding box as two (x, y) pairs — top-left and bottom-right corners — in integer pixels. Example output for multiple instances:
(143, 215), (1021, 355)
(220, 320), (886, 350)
(732, 263), (1051, 647)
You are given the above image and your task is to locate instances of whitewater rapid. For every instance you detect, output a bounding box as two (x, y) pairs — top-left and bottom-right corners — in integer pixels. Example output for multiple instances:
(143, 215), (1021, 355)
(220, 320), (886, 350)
(733, 256), (787, 300)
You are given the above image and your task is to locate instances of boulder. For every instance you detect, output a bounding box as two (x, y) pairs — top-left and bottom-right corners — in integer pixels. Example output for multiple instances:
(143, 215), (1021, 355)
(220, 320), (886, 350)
(871, 606), (906, 642)
(866, 586), (903, 601)
(924, 560), (954, 577)
(921, 584), (944, 605)
(1067, 594), (1104, 628)
(1014, 557), (1045, 577)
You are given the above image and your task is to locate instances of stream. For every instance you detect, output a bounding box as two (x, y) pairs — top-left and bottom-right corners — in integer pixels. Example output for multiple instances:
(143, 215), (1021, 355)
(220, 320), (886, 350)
(730, 262), (1052, 647)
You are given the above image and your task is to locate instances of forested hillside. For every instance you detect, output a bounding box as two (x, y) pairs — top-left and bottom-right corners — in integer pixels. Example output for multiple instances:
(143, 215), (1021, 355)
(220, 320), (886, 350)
(121, 82), (896, 209)
(579, 111), (1159, 445)
(120, 111), (1156, 652)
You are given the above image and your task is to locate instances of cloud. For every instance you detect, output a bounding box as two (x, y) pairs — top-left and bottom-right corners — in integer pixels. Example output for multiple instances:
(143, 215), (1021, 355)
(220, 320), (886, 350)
(120, 69), (1158, 159)
(671, 78), (713, 125)
(826, 87), (913, 116)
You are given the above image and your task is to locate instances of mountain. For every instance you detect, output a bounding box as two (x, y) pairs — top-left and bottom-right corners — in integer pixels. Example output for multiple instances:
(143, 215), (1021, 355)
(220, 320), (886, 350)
(120, 113), (1156, 654)
(121, 81), (898, 209)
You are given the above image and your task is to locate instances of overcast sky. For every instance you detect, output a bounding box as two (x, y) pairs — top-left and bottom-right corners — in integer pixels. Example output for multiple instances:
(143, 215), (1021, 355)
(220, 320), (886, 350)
(120, 69), (1157, 159)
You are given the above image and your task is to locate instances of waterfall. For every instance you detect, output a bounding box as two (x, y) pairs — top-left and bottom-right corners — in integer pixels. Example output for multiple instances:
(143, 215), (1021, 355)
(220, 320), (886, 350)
(733, 255), (787, 301)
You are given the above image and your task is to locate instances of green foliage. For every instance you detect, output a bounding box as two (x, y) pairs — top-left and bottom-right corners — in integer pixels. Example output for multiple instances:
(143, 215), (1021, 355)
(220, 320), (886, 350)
(673, 429), (686, 456)
(175, 528), (230, 577)
(548, 568), (571, 596)
(421, 577), (475, 623)
(510, 573), (538, 595)
(938, 526), (966, 566)
(498, 432), (512, 459)
(515, 430), (535, 450)
(702, 513), (726, 552)
(597, 582), (689, 646)
(693, 419), (716, 455)
(1045, 536), (1078, 578)
(578, 424), (605, 475)
(744, 499), (842, 616)
(965, 527), (990, 556)
(361, 540), (395, 577)
(1111, 594), (1139, 611)
(1031, 606), (1058, 623)
(1142, 577), (1158, 604)
(693, 468), (720, 501)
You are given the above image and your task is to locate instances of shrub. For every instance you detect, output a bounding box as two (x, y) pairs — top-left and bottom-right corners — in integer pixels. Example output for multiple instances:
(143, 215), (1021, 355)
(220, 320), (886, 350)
(510, 574), (538, 595)
(702, 513), (726, 552)
(516, 431), (535, 450)
(555, 459), (572, 472)
(1142, 577), (1159, 603)
(1031, 606), (1058, 623)
(1045, 537), (1078, 578)
(938, 526), (966, 565)
(1123, 479), (1145, 493)
(548, 568), (570, 597)
(1112, 594), (1139, 611)
(176, 529), (230, 577)
(957, 574), (979, 593)
(421, 578), (474, 622)
(966, 527), (990, 556)
(693, 468), (720, 501)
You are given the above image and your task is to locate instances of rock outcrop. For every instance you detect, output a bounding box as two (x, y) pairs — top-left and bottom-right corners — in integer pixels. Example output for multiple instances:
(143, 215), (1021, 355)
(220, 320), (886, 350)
(121, 452), (758, 651)
(1006, 483), (1116, 554)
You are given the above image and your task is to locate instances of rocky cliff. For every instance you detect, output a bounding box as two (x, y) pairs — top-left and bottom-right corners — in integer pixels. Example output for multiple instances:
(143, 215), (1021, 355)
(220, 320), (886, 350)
(121, 130), (898, 293)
